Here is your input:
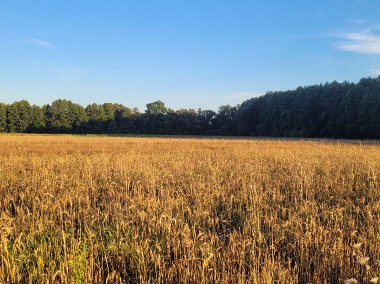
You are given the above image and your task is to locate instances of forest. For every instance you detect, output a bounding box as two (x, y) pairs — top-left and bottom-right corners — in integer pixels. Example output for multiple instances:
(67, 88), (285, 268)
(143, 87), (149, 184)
(1, 76), (379, 139)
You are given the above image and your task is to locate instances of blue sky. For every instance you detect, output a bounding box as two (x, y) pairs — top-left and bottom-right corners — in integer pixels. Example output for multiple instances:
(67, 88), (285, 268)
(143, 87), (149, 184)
(1, 0), (380, 111)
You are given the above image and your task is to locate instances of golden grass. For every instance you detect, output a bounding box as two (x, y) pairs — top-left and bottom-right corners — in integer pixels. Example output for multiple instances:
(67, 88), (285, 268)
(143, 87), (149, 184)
(0, 135), (379, 283)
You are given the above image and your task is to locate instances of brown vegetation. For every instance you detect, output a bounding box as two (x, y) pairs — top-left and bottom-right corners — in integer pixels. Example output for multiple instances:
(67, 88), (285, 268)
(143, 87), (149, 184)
(0, 135), (379, 283)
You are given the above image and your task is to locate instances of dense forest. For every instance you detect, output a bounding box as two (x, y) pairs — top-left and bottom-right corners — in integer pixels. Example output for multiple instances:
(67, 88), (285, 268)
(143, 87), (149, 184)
(1, 76), (379, 139)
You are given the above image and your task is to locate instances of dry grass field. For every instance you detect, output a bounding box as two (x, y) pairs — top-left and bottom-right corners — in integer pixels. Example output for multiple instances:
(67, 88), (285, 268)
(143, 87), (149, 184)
(0, 135), (379, 283)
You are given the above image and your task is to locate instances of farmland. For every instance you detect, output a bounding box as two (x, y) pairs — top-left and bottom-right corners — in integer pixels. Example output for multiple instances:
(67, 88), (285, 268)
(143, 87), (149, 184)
(0, 135), (379, 283)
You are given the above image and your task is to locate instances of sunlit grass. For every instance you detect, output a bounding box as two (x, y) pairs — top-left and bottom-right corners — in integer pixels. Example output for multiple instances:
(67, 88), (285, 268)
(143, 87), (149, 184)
(0, 135), (379, 283)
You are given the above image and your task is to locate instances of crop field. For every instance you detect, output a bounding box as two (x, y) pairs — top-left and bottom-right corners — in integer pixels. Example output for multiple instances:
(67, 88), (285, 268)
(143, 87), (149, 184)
(0, 135), (379, 283)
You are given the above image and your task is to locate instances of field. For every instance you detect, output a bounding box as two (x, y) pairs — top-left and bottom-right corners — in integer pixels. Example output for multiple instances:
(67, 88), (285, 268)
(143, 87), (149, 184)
(0, 135), (379, 283)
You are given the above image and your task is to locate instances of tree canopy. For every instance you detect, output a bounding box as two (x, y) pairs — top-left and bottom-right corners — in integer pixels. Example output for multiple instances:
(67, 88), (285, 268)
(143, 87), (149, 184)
(1, 76), (380, 139)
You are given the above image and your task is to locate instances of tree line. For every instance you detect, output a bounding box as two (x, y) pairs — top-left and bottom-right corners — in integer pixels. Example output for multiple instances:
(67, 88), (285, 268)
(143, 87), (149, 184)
(1, 76), (379, 139)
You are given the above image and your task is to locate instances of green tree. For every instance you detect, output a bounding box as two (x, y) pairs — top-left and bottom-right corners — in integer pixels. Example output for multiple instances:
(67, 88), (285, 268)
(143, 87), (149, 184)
(144, 101), (168, 134)
(319, 81), (347, 138)
(43, 99), (87, 133)
(103, 103), (117, 121)
(168, 108), (199, 135)
(358, 77), (380, 138)
(85, 103), (107, 133)
(29, 105), (46, 132)
(145, 100), (167, 116)
(340, 87), (361, 138)
(197, 109), (217, 135)
(0, 103), (7, 132)
(70, 102), (88, 132)
(215, 105), (238, 135)
(7, 100), (33, 133)
(46, 99), (73, 132)
(236, 97), (264, 136)
(115, 106), (134, 133)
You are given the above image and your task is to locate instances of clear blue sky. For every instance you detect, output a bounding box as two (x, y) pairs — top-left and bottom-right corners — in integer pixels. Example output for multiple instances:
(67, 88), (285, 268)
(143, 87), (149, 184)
(1, 0), (380, 111)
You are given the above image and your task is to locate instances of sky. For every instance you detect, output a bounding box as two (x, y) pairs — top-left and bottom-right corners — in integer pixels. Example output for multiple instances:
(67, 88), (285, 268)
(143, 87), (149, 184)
(1, 0), (380, 111)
